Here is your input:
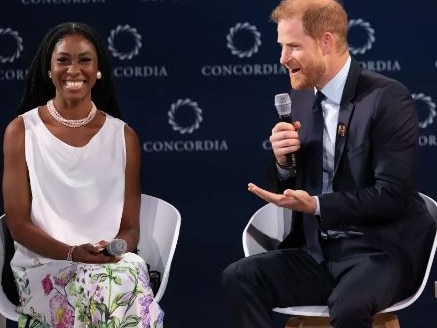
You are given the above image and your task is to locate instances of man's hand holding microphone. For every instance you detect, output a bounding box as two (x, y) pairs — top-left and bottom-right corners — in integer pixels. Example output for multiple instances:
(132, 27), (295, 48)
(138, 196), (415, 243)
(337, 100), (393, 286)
(248, 93), (317, 214)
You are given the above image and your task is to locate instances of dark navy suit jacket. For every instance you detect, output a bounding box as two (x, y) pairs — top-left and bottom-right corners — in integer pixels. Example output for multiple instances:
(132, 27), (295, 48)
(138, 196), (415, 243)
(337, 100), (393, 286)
(269, 58), (436, 294)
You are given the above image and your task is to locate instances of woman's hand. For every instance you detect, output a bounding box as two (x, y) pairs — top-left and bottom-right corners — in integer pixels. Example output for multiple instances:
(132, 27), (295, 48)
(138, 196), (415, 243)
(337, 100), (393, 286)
(72, 242), (120, 264)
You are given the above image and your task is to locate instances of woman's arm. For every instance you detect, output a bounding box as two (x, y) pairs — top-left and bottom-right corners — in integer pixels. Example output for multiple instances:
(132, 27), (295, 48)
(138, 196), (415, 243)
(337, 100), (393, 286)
(115, 124), (141, 252)
(2, 117), (73, 260)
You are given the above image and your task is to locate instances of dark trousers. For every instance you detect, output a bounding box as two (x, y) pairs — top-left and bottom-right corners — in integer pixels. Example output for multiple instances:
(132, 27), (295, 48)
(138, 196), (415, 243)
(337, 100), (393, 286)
(222, 237), (407, 328)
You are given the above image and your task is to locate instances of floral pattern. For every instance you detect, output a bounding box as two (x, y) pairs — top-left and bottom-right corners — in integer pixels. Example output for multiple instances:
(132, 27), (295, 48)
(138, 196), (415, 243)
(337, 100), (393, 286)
(13, 253), (164, 328)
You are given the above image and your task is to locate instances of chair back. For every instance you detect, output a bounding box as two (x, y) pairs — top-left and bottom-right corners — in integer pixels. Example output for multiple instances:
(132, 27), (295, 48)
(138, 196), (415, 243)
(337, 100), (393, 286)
(0, 214), (20, 321)
(138, 194), (181, 302)
(242, 203), (292, 256)
(379, 193), (437, 312)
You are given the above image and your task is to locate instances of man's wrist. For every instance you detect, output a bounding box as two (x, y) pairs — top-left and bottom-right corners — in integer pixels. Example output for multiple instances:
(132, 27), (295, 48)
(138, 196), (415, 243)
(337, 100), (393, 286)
(276, 160), (297, 177)
(276, 160), (292, 170)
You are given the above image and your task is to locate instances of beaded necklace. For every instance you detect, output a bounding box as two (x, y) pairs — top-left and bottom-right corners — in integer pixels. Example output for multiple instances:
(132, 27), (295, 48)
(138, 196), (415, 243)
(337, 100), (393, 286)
(46, 99), (97, 128)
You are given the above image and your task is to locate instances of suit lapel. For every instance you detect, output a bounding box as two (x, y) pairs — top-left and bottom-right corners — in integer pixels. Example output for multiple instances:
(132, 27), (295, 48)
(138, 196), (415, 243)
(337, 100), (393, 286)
(334, 102), (354, 175)
(333, 58), (362, 176)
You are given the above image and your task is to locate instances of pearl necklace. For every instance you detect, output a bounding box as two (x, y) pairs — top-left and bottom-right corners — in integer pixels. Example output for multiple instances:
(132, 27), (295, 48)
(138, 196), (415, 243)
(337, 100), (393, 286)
(46, 99), (97, 128)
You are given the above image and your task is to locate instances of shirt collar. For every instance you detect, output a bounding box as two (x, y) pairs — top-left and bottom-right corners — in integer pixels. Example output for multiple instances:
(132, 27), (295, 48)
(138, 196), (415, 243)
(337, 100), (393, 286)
(317, 55), (351, 105)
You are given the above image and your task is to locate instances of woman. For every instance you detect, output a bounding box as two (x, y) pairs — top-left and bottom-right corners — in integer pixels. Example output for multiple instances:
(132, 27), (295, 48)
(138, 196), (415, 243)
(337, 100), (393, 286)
(2, 22), (164, 327)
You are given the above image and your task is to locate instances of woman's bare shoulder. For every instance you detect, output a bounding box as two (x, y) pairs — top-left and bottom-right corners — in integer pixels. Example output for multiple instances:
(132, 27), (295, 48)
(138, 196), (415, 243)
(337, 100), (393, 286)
(4, 116), (25, 141)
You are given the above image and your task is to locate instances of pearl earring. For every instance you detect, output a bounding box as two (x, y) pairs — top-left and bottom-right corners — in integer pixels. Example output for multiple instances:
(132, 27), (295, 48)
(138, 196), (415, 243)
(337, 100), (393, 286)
(48, 71), (52, 78)
(96, 71), (102, 79)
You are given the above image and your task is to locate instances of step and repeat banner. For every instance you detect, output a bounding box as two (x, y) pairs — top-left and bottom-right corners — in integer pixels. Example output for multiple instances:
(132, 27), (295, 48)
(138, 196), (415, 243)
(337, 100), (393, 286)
(1, 1), (436, 327)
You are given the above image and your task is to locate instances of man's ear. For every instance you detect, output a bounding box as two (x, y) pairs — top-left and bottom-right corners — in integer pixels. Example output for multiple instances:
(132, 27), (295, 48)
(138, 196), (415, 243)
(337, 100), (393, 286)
(319, 32), (335, 55)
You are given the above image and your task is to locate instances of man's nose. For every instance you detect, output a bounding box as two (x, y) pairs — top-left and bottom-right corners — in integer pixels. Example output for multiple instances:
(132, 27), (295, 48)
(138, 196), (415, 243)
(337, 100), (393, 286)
(280, 48), (290, 67)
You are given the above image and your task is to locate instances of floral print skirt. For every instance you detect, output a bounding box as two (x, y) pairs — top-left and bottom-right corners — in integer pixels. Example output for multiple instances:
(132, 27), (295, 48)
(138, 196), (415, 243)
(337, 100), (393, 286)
(12, 253), (164, 328)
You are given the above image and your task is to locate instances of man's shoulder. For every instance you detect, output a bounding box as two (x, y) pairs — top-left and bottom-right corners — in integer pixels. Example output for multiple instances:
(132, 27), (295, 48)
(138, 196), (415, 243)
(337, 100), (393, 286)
(357, 68), (410, 95)
(359, 62), (407, 85)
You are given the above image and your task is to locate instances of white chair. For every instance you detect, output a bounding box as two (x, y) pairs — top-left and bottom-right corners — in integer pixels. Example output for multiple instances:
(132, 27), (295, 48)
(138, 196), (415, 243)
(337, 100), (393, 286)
(0, 215), (17, 322)
(137, 194), (181, 303)
(0, 193), (181, 322)
(242, 193), (437, 328)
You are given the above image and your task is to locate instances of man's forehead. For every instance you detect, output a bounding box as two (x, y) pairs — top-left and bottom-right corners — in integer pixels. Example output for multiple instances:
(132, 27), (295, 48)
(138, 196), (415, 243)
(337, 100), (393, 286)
(277, 17), (307, 43)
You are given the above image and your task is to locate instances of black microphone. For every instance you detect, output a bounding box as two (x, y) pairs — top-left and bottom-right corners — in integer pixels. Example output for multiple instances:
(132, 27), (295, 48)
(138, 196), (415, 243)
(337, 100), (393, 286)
(102, 239), (127, 256)
(274, 93), (297, 175)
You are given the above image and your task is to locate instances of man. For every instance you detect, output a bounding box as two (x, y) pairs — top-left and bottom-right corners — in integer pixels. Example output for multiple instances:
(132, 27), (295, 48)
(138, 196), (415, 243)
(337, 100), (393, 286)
(222, 0), (436, 327)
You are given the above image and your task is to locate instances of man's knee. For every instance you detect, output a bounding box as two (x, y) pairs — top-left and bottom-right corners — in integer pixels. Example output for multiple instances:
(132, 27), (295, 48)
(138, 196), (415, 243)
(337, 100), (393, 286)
(222, 261), (238, 288)
(222, 258), (252, 288)
(328, 294), (375, 328)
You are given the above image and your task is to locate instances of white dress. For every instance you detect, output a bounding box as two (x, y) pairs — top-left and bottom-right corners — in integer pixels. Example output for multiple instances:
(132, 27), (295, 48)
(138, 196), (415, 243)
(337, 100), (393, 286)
(11, 107), (164, 328)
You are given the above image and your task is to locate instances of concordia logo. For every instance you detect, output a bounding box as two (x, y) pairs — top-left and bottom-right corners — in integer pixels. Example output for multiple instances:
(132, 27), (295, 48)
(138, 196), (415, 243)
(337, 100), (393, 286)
(201, 22), (287, 77)
(348, 19), (375, 55)
(143, 98), (228, 153)
(168, 98), (203, 135)
(413, 93), (437, 147)
(348, 18), (400, 72)
(226, 22), (262, 58)
(107, 24), (167, 78)
(0, 27), (27, 81)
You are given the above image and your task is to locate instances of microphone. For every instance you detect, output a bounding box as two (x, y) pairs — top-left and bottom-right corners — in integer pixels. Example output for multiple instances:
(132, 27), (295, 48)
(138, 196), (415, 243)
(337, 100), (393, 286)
(102, 239), (127, 256)
(274, 93), (297, 174)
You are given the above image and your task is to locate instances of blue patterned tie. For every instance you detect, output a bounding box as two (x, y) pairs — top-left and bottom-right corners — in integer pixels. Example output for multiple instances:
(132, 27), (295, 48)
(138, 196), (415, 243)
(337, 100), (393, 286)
(303, 91), (325, 263)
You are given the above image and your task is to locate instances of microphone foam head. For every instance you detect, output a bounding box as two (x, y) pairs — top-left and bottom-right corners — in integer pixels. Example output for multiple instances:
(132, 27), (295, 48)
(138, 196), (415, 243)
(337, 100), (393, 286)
(274, 93), (291, 116)
(107, 239), (127, 256)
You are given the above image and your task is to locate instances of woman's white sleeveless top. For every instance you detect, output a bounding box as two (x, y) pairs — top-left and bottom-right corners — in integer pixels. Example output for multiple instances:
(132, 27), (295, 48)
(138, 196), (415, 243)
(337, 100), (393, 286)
(12, 107), (126, 267)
